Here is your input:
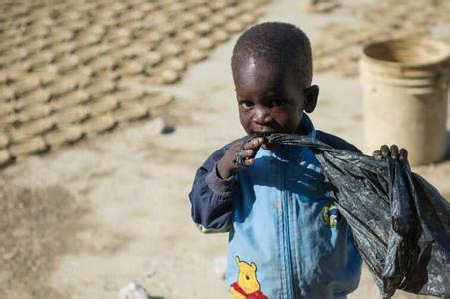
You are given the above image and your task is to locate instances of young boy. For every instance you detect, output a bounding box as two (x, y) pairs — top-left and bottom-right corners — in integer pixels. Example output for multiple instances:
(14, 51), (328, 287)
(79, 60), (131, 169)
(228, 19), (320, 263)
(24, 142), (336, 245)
(189, 22), (365, 298)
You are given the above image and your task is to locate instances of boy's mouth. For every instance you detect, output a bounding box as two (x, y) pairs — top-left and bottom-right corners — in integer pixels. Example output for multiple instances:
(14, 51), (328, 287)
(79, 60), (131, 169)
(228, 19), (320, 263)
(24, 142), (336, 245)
(252, 130), (275, 136)
(252, 131), (271, 137)
(251, 132), (273, 141)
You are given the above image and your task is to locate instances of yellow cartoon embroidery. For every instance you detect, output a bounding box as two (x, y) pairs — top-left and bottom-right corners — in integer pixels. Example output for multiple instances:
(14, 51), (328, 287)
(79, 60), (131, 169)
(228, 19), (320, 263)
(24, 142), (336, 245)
(322, 203), (343, 228)
(230, 256), (268, 299)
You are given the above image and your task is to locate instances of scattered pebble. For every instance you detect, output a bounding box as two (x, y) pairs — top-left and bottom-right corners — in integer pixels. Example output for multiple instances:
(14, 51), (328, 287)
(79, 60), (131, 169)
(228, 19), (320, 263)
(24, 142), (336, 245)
(143, 270), (156, 279)
(118, 282), (150, 299)
(146, 117), (175, 136)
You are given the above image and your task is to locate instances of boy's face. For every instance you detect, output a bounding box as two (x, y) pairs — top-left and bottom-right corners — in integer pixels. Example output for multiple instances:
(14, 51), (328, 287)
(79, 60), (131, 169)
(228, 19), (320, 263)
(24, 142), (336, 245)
(232, 56), (317, 136)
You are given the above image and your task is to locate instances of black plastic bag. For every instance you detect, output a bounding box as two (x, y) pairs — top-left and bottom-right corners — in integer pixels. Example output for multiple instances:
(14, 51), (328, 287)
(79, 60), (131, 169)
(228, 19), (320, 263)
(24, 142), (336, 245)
(264, 133), (450, 298)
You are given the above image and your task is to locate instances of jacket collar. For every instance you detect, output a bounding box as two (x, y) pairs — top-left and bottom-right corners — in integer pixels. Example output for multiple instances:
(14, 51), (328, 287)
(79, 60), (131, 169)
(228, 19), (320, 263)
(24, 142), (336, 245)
(297, 113), (316, 139)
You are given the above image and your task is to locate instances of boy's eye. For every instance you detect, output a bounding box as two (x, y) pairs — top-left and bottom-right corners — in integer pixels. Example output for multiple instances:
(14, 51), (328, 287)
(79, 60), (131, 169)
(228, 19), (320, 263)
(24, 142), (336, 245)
(240, 101), (254, 109)
(271, 99), (287, 107)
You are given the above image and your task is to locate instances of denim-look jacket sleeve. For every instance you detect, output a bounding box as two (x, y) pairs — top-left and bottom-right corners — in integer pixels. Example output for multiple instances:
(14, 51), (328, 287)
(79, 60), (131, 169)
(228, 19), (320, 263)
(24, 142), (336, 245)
(189, 143), (240, 233)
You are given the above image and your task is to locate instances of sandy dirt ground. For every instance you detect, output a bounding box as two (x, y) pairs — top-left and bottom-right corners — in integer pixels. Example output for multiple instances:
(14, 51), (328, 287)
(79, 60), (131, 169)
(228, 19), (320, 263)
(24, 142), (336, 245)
(1, 0), (449, 298)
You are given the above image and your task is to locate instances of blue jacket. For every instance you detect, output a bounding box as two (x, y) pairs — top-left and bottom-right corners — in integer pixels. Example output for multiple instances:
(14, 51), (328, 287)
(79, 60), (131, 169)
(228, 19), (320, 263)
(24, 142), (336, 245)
(189, 115), (362, 298)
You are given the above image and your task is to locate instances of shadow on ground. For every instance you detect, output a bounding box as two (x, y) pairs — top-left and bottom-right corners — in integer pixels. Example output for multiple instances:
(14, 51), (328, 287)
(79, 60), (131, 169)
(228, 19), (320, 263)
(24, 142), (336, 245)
(0, 178), (89, 299)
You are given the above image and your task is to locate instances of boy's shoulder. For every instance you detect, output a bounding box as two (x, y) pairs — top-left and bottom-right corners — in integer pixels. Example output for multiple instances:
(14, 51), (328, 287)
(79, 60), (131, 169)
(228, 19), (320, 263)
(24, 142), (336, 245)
(315, 130), (361, 153)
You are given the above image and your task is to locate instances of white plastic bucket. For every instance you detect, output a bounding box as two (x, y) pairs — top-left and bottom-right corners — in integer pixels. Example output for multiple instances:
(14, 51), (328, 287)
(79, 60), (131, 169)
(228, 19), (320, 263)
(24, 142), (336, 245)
(360, 38), (450, 165)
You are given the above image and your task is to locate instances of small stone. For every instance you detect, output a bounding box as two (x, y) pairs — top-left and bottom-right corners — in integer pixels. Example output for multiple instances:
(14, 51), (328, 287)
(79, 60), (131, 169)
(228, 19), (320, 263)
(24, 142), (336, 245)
(3, 252), (15, 260)
(144, 117), (168, 135)
(143, 270), (156, 279)
(118, 282), (150, 299)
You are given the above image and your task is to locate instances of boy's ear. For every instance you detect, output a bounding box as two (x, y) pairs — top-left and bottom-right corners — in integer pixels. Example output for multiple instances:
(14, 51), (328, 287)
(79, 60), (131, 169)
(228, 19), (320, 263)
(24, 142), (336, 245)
(304, 84), (319, 113)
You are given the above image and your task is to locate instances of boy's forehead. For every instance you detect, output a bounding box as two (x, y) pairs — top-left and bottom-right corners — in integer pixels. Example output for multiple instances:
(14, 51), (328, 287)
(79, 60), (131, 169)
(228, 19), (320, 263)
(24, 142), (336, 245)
(234, 56), (281, 79)
(233, 56), (295, 88)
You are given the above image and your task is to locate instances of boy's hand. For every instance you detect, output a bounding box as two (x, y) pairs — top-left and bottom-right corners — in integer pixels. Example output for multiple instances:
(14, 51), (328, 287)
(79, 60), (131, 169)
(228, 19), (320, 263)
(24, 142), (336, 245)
(217, 137), (264, 179)
(372, 144), (409, 164)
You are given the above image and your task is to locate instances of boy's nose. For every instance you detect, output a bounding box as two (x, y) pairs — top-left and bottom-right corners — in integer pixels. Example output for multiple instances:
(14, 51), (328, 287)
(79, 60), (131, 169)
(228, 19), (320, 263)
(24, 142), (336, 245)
(252, 107), (272, 125)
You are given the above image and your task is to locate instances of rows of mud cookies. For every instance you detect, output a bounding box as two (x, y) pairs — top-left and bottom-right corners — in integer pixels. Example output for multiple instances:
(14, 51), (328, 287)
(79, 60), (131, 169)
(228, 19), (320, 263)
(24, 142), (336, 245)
(0, 0), (270, 84)
(0, 0), (271, 167)
(313, 0), (450, 76)
(0, 81), (175, 165)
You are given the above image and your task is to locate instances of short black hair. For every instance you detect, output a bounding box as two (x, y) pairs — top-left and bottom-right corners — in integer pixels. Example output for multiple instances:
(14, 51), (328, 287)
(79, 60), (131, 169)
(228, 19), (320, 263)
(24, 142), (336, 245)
(231, 22), (312, 87)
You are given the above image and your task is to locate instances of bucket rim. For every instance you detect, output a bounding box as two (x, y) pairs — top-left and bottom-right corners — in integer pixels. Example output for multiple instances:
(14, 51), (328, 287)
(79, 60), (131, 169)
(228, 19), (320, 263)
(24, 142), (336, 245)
(361, 37), (450, 68)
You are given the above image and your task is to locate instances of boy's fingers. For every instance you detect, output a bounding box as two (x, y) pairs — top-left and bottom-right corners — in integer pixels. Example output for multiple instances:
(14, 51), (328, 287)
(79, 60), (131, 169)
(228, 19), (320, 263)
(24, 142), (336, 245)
(372, 150), (382, 159)
(244, 158), (255, 166)
(244, 138), (263, 150)
(233, 137), (263, 168)
(399, 148), (408, 161)
(243, 149), (255, 158)
(232, 140), (245, 151)
(390, 145), (399, 159)
(380, 145), (390, 157)
(233, 150), (247, 167)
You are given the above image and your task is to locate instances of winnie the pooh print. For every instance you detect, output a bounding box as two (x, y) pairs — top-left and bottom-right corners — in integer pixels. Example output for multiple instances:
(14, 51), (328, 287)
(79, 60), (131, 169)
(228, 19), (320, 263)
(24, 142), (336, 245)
(230, 256), (268, 299)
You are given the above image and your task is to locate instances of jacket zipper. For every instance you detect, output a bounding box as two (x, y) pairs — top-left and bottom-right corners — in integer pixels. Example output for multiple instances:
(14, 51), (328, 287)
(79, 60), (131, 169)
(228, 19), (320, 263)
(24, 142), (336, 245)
(282, 157), (294, 298)
(283, 194), (294, 297)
